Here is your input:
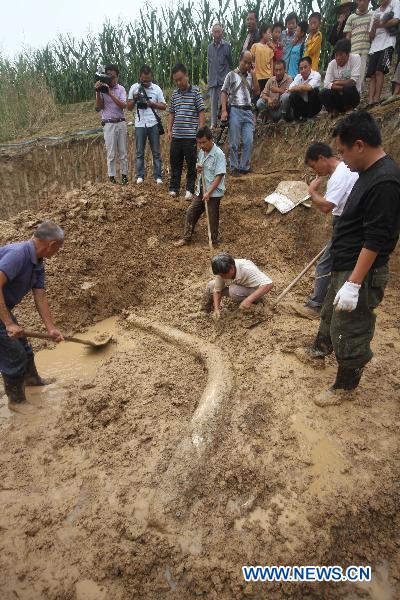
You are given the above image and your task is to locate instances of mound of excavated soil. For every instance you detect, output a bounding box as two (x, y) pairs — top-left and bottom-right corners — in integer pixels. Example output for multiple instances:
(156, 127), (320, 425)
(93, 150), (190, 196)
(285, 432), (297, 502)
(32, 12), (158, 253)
(0, 127), (400, 600)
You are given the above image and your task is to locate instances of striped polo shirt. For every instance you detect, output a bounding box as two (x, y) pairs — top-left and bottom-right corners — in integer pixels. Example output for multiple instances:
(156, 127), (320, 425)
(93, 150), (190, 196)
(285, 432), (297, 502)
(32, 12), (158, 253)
(169, 85), (205, 139)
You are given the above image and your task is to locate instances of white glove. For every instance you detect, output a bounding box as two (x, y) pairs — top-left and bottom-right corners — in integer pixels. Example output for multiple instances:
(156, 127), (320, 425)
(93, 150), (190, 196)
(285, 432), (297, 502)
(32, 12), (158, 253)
(333, 281), (361, 312)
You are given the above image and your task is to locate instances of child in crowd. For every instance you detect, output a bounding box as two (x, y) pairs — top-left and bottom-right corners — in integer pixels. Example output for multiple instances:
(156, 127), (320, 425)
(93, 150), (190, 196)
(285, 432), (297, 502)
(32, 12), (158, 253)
(287, 21), (308, 79)
(271, 22), (284, 63)
(344, 0), (372, 91)
(306, 12), (323, 70)
(283, 12), (299, 64)
(251, 24), (274, 95)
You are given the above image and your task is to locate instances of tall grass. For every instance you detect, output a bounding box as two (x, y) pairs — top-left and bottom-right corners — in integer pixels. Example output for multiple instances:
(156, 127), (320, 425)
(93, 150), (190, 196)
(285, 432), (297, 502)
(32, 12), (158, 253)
(0, 0), (338, 139)
(0, 55), (58, 141)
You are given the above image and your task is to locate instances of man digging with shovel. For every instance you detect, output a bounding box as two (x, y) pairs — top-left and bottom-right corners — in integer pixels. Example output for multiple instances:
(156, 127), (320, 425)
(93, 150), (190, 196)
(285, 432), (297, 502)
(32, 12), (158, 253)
(0, 221), (64, 414)
(173, 126), (226, 247)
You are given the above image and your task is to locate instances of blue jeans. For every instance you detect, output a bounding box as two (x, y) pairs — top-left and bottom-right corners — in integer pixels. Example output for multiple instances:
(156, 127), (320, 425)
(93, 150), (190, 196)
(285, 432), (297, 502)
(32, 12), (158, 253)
(0, 314), (33, 377)
(135, 124), (162, 180)
(307, 217), (340, 308)
(228, 107), (254, 173)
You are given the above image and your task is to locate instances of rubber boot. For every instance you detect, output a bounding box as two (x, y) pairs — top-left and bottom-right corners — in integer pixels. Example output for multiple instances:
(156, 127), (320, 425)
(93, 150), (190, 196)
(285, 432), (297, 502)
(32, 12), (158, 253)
(24, 356), (55, 386)
(2, 374), (36, 415)
(314, 366), (363, 407)
(307, 332), (333, 359)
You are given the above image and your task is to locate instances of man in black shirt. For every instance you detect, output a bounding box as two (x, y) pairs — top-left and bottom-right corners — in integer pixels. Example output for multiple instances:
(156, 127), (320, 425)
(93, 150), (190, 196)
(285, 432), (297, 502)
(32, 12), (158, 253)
(310, 111), (400, 406)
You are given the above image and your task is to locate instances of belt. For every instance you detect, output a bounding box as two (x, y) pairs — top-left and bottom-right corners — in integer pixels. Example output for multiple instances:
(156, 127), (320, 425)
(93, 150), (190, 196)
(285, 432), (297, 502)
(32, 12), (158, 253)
(231, 105), (252, 110)
(101, 118), (126, 125)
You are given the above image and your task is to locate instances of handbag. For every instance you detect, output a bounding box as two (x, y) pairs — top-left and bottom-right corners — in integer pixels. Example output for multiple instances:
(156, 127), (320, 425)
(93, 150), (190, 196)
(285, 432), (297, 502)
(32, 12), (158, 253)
(139, 84), (165, 135)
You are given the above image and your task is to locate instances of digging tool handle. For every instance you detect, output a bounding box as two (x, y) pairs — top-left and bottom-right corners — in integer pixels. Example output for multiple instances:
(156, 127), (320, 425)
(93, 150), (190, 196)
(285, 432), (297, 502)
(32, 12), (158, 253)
(22, 330), (95, 347)
(201, 171), (214, 256)
(273, 246), (327, 307)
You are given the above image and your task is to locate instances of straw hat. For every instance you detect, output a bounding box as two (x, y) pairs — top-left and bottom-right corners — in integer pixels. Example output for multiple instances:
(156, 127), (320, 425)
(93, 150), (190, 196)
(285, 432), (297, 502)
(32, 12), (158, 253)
(334, 0), (357, 12)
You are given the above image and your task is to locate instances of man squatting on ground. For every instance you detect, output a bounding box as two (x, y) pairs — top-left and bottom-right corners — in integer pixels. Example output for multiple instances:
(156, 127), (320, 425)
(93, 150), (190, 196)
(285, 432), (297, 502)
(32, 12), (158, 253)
(127, 65), (166, 185)
(168, 63), (206, 200)
(281, 56), (322, 122)
(220, 51), (259, 175)
(0, 222), (64, 414)
(298, 141), (359, 318)
(95, 64), (128, 185)
(256, 59), (293, 123)
(204, 253), (273, 318)
(309, 112), (400, 407)
(174, 126), (226, 247)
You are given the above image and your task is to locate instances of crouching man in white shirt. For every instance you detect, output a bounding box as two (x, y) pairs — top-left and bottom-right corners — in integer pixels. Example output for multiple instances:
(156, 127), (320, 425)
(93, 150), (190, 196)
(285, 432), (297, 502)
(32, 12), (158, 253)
(203, 253), (273, 317)
(281, 56), (322, 122)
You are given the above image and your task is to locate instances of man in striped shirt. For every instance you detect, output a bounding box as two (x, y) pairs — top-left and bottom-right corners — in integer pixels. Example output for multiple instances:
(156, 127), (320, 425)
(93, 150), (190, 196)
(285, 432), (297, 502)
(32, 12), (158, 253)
(168, 63), (206, 200)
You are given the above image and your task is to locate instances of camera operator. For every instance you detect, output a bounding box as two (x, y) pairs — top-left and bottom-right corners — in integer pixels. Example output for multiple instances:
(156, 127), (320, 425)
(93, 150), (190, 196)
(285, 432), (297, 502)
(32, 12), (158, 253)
(127, 65), (166, 184)
(95, 64), (128, 185)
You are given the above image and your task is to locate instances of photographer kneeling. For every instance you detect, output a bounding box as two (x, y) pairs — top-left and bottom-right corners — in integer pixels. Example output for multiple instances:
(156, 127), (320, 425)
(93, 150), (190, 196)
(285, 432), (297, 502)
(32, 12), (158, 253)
(95, 64), (128, 184)
(127, 65), (167, 185)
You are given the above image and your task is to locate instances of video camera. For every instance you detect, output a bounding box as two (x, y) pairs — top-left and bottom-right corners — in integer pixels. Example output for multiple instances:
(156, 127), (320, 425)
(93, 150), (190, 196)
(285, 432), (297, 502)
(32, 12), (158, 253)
(136, 87), (149, 109)
(95, 70), (112, 93)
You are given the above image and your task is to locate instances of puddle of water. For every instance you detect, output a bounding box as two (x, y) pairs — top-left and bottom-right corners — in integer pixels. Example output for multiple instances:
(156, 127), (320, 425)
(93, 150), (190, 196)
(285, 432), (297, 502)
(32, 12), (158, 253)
(291, 414), (346, 496)
(0, 316), (122, 421)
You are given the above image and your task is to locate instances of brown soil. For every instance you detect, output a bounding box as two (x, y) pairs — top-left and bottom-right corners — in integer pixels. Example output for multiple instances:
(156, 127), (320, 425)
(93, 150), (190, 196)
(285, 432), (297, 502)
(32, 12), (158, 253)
(0, 115), (399, 600)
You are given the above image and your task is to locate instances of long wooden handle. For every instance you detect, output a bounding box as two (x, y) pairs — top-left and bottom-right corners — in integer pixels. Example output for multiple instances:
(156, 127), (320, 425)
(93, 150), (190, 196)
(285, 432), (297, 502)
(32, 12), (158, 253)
(22, 330), (94, 346)
(273, 246), (327, 307)
(202, 171), (214, 256)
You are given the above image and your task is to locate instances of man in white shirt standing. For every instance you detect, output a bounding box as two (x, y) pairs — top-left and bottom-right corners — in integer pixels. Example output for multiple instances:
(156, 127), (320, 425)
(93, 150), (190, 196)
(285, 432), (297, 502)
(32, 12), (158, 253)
(127, 65), (167, 185)
(296, 142), (359, 319)
(203, 253), (273, 317)
(367, 0), (400, 105)
(320, 38), (361, 115)
(281, 56), (322, 122)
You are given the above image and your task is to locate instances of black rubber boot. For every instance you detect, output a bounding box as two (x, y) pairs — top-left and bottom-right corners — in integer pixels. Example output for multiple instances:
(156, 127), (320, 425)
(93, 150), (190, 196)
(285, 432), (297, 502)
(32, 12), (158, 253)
(24, 356), (55, 386)
(332, 366), (364, 391)
(308, 332), (333, 358)
(2, 374), (35, 414)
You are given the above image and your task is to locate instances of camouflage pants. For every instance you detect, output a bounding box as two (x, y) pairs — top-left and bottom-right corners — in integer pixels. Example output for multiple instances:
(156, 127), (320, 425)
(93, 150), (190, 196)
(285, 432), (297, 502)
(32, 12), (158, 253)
(318, 264), (390, 370)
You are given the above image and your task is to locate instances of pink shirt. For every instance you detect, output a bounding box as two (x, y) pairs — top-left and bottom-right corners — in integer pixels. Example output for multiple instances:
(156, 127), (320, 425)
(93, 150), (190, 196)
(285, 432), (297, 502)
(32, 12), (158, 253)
(101, 83), (126, 120)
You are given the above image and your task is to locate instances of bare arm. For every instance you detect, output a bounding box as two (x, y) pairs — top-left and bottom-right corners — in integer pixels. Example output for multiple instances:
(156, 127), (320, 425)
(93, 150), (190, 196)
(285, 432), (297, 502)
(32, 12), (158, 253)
(308, 177), (335, 214)
(32, 288), (64, 341)
(107, 90), (126, 109)
(167, 112), (174, 142)
(202, 174), (224, 201)
(348, 248), (379, 285)
(0, 272), (22, 337)
(251, 69), (260, 97)
(95, 82), (104, 110)
(221, 90), (229, 120)
(198, 110), (206, 128)
(240, 283), (274, 308)
(213, 290), (222, 314)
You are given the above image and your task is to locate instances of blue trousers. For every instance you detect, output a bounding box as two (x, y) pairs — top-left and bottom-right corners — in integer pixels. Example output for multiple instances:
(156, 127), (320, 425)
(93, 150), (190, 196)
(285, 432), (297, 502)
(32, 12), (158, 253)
(135, 124), (162, 180)
(228, 107), (254, 173)
(0, 314), (33, 377)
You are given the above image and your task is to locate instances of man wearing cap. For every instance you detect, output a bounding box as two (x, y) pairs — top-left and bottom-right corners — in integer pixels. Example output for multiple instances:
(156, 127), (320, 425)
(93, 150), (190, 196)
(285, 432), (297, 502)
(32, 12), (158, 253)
(0, 222), (64, 414)
(203, 253), (273, 317)
(328, 0), (356, 50)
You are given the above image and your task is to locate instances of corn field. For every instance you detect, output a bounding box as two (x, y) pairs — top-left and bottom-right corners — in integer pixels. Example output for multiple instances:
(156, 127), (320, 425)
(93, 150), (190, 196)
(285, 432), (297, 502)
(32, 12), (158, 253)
(0, 0), (339, 110)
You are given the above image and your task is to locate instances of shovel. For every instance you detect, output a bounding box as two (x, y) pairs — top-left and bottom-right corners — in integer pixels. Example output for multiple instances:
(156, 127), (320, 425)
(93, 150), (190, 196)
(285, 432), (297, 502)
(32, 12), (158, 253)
(22, 329), (113, 349)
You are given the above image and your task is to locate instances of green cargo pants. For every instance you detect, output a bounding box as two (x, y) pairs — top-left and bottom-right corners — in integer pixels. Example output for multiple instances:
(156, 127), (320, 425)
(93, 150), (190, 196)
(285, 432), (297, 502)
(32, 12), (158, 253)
(317, 264), (390, 370)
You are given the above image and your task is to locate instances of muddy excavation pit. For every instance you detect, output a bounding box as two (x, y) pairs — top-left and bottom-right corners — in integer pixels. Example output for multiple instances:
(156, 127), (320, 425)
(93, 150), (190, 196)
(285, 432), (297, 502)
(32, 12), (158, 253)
(0, 111), (399, 600)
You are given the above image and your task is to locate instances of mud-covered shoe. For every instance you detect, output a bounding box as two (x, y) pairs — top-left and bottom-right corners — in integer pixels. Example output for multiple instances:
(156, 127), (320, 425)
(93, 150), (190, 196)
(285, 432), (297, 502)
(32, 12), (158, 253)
(292, 303), (320, 320)
(24, 356), (55, 386)
(2, 374), (36, 415)
(173, 239), (190, 247)
(307, 332), (333, 358)
(314, 386), (357, 407)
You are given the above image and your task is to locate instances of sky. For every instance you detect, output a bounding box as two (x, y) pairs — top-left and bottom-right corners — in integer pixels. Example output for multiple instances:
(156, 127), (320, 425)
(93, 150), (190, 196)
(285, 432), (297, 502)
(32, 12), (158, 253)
(1, 0), (143, 58)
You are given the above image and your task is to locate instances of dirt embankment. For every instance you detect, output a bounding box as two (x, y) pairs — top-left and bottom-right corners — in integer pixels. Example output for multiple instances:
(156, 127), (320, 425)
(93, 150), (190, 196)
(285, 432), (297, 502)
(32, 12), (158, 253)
(0, 108), (400, 600)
